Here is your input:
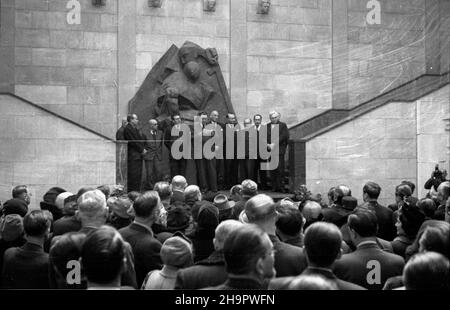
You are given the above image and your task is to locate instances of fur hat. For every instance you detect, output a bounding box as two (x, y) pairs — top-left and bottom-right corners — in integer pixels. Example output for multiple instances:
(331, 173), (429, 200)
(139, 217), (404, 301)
(0, 214), (24, 242)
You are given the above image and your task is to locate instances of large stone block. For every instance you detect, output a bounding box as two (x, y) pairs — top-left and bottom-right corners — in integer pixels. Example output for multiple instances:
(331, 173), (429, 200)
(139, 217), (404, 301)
(319, 159), (354, 180)
(57, 162), (100, 186)
(306, 137), (336, 159)
(0, 162), (13, 184)
(380, 138), (416, 159)
(384, 119), (417, 139)
(84, 68), (117, 86)
(336, 138), (371, 158)
(353, 118), (386, 139)
(15, 85), (67, 105)
(247, 73), (274, 90)
(16, 11), (32, 28)
(15, 66), (51, 85)
(83, 32), (117, 50)
(16, 0), (49, 10)
(32, 48), (67, 67)
(15, 47), (32, 66)
(136, 34), (167, 52)
(417, 134), (449, 163)
(15, 29), (50, 48)
(49, 67), (84, 86)
(77, 141), (116, 162)
(49, 30), (84, 49)
(67, 86), (100, 105)
(13, 162), (58, 185)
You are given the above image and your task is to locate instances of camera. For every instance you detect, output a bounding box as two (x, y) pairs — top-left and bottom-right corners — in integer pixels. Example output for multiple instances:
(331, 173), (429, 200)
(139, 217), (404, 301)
(433, 164), (443, 179)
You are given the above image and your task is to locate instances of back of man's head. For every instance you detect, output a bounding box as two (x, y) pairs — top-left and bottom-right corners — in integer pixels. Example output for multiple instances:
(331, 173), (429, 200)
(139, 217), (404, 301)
(154, 182), (171, 201)
(185, 185), (201, 202)
(333, 185), (351, 205)
(347, 208), (378, 238)
(213, 220), (244, 251)
(301, 200), (322, 222)
(241, 179), (258, 198)
(401, 180), (415, 194)
(304, 222), (342, 267)
(223, 224), (269, 275)
(132, 191), (160, 219)
(82, 225), (126, 285)
(437, 181), (450, 203)
(78, 190), (107, 222)
(12, 185), (28, 199)
(245, 194), (276, 224)
(404, 251), (450, 290)
(288, 274), (338, 290)
(275, 203), (303, 237)
(23, 210), (51, 237)
(172, 175), (187, 191)
(363, 182), (381, 200)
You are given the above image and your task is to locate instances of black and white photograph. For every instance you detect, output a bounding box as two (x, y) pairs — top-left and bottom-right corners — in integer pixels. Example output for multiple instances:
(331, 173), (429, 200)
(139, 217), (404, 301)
(0, 0), (450, 299)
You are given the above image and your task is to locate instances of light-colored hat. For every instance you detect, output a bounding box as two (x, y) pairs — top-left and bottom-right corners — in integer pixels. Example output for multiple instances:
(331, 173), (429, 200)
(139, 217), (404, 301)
(160, 236), (193, 268)
(213, 194), (235, 211)
(55, 192), (74, 211)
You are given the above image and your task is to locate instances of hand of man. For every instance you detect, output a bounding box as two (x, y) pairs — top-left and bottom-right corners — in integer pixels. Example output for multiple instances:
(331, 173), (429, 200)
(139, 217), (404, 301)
(142, 149), (147, 155)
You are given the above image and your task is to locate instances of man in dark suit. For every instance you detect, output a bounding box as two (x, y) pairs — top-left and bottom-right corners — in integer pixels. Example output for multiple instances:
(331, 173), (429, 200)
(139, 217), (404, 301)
(123, 114), (146, 192)
(164, 114), (186, 178)
(360, 182), (396, 241)
(1, 210), (50, 289)
(142, 119), (164, 191)
(240, 118), (256, 181)
(322, 186), (355, 228)
(245, 194), (307, 277)
(175, 220), (242, 289)
(77, 190), (137, 288)
(204, 224), (275, 290)
(253, 114), (268, 189)
(115, 117), (128, 141)
(269, 222), (365, 290)
(223, 113), (240, 189)
(195, 112), (218, 193)
(266, 111), (289, 192)
(119, 191), (163, 287)
(209, 110), (225, 190)
(333, 208), (405, 290)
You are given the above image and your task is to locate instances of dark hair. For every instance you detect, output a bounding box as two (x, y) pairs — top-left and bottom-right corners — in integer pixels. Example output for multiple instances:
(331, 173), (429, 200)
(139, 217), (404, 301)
(395, 184), (412, 200)
(132, 191), (160, 218)
(77, 187), (95, 200)
(276, 205), (303, 236)
(23, 210), (51, 237)
(127, 191), (141, 202)
(398, 203), (426, 238)
(363, 182), (381, 200)
(304, 222), (342, 267)
(417, 198), (436, 219)
(223, 224), (268, 275)
(404, 252), (450, 290)
(12, 185), (28, 198)
(198, 111), (207, 116)
(406, 220), (450, 260)
(166, 206), (191, 233)
(82, 226), (126, 284)
(253, 114), (262, 120)
(97, 185), (110, 199)
(49, 232), (86, 288)
(419, 223), (450, 259)
(401, 180), (415, 194)
(347, 208), (378, 237)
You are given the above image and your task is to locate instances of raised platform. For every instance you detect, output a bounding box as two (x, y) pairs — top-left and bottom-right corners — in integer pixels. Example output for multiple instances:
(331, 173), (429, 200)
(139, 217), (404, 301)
(218, 190), (294, 202)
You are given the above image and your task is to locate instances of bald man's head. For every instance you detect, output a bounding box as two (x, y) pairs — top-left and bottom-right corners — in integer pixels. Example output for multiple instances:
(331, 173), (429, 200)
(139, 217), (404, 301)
(172, 175), (187, 191)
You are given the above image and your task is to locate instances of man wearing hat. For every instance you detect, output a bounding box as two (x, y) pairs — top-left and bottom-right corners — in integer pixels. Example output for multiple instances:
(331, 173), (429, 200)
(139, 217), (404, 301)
(107, 196), (133, 230)
(266, 111), (289, 192)
(0, 214), (26, 271)
(213, 194), (235, 222)
(52, 194), (82, 236)
(40, 187), (67, 221)
(232, 180), (258, 220)
(322, 185), (354, 228)
(244, 194), (307, 277)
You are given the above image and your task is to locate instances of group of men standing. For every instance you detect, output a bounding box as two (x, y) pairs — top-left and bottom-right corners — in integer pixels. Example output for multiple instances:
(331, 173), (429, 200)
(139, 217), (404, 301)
(117, 111), (290, 194)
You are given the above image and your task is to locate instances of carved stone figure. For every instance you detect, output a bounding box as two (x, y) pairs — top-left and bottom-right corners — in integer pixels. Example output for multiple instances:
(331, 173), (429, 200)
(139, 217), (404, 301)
(129, 41), (234, 131)
(148, 0), (163, 8)
(204, 0), (217, 12)
(257, 0), (271, 14)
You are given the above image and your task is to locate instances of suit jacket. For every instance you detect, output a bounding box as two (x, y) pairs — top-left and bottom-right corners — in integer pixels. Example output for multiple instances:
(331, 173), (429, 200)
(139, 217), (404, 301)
(142, 129), (163, 161)
(333, 241), (405, 290)
(204, 275), (267, 290)
(1, 242), (49, 289)
(119, 222), (163, 287)
(165, 123), (186, 159)
(270, 235), (307, 277)
(322, 204), (352, 228)
(123, 123), (145, 160)
(52, 215), (82, 236)
(170, 190), (185, 205)
(175, 250), (227, 289)
(269, 267), (366, 290)
(223, 123), (240, 158)
(267, 122), (289, 155)
(360, 200), (396, 241)
(116, 126), (126, 140)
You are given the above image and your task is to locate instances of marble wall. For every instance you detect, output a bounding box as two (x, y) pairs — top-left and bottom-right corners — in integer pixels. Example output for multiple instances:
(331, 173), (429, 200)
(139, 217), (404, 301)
(0, 94), (116, 209)
(305, 85), (449, 206)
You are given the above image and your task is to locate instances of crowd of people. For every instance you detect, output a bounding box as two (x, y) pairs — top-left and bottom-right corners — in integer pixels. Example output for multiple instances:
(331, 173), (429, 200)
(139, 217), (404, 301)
(0, 167), (449, 290)
(117, 110), (290, 194)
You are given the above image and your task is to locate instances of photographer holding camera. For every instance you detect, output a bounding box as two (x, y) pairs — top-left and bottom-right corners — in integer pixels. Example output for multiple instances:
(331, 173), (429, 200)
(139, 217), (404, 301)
(424, 164), (448, 195)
